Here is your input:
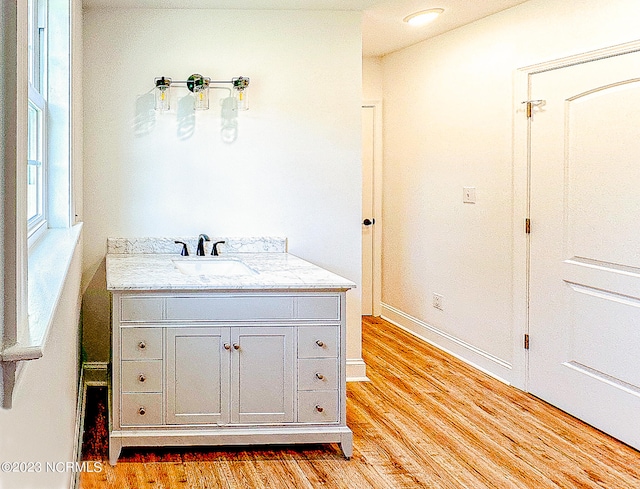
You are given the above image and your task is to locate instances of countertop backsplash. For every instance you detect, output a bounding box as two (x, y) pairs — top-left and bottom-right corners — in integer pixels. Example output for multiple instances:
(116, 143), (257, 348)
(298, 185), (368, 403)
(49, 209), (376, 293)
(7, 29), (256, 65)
(107, 236), (287, 255)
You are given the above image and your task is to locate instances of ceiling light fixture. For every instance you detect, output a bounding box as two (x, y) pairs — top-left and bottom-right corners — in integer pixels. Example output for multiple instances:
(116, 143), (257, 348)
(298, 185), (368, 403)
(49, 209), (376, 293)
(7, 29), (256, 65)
(403, 8), (444, 27)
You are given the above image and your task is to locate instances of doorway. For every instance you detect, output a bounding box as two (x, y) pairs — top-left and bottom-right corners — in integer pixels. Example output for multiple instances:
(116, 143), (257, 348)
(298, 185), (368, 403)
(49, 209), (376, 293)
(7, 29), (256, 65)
(362, 103), (382, 317)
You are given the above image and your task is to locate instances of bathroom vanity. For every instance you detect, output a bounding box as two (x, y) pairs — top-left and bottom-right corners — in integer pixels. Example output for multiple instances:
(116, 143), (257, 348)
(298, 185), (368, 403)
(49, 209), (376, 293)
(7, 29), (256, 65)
(106, 238), (355, 465)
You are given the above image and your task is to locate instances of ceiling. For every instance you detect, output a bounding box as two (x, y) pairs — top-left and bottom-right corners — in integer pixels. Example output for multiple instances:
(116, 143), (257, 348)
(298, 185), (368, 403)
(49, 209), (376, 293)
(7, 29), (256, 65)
(362, 0), (529, 56)
(82, 0), (530, 57)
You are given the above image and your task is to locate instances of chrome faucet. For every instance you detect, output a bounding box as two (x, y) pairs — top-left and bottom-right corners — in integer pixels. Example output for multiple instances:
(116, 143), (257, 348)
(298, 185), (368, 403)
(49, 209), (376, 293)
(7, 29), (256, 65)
(196, 234), (210, 256)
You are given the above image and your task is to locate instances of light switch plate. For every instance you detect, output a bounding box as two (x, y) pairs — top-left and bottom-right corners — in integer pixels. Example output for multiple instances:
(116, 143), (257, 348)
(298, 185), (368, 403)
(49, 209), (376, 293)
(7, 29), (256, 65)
(433, 293), (444, 311)
(463, 187), (476, 204)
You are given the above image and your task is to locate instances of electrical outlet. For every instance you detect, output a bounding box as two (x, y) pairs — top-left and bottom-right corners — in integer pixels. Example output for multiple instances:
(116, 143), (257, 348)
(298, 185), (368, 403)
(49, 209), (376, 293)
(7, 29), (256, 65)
(433, 293), (444, 311)
(463, 187), (476, 204)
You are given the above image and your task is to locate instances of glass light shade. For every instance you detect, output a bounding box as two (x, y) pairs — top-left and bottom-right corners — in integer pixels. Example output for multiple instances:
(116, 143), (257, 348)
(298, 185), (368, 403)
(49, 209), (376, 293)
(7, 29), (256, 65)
(194, 84), (209, 110)
(233, 77), (250, 111)
(154, 77), (172, 111)
(187, 74), (210, 110)
(236, 88), (249, 111)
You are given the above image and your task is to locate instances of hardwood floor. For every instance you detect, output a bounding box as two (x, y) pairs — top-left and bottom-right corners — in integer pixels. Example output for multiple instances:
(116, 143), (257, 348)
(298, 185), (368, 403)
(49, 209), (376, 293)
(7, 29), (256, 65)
(80, 316), (640, 488)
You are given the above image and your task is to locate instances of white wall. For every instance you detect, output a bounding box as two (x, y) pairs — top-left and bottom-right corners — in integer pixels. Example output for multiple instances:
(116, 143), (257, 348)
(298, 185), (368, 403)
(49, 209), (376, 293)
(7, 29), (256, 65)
(0, 240), (82, 489)
(380, 0), (640, 383)
(82, 8), (364, 373)
(362, 56), (382, 102)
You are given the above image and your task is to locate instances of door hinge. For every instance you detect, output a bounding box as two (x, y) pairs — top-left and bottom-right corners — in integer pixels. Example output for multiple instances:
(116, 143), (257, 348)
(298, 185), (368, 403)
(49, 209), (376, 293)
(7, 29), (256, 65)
(522, 99), (545, 118)
(525, 218), (531, 234)
(524, 333), (530, 350)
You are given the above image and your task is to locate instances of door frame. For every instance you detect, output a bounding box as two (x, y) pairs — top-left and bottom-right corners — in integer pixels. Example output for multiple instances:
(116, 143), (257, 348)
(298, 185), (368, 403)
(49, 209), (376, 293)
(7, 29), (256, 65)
(512, 39), (640, 392)
(362, 101), (383, 317)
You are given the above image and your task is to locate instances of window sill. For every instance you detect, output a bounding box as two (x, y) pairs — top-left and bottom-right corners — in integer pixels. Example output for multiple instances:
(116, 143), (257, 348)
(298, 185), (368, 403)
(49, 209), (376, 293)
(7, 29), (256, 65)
(0, 223), (83, 362)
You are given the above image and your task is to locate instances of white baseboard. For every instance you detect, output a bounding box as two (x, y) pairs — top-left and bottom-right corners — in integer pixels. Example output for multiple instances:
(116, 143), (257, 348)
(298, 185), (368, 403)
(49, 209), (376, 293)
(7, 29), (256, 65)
(346, 358), (369, 382)
(381, 303), (512, 384)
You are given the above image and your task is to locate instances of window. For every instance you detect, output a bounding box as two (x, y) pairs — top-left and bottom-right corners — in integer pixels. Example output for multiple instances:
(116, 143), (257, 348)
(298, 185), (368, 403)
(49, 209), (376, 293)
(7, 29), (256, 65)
(1, 0), (78, 409)
(28, 96), (44, 224)
(27, 0), (47, 243)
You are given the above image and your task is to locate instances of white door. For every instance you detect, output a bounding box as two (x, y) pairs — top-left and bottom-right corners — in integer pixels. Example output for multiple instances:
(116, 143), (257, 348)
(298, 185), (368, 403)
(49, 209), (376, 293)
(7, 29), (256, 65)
(362, 105), (375, 315)
(528, 50), (640, 449)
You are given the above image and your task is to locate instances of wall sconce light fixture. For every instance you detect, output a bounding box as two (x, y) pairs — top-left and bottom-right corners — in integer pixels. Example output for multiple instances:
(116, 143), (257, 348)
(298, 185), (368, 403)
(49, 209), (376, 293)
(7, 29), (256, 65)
(154, 73), (250, 112)
(154, 77), (172, 111)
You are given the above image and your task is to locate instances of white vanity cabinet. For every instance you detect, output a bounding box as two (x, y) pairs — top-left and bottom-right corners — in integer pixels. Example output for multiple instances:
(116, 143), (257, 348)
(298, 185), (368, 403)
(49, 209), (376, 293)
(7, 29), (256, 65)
(109, 291), (352, 465)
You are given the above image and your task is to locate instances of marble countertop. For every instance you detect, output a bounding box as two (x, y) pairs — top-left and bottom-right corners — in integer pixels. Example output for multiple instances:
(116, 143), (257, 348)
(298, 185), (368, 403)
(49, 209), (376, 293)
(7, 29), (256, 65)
(106, 252), (356, 291)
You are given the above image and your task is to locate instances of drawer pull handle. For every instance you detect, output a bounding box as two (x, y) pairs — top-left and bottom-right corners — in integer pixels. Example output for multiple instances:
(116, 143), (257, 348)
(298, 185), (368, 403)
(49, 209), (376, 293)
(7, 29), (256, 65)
(315, 405), (324, 413)
(138, 407), (146, 416)
(233, 343), (240, 350)
(138, 341), (147, 350)
(315, 340), (324, 347)
(315, 373), (324, 380)
(224, 343), (231, 350)
(138, 374), (146, 383)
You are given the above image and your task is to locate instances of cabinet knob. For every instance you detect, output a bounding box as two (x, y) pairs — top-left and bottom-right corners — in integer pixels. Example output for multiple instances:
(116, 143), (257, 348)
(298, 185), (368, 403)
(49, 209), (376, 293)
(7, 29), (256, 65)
(224, 343), (231, 350)
(315, 373), (324, 380)
(138, 341), (147, 350)
(233, 343), (240, 350)
(315, 405), (324, 413)
(138, 374), (146, 383)
(138, 407), (146, 416)
(315, 340), (324, 347)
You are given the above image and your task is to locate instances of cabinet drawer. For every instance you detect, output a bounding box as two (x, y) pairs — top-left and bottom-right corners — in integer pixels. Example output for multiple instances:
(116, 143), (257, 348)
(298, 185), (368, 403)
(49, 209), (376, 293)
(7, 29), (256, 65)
(166, 296), (294, 321)
(121, 393), (162, 426)
(298, 326), (338, 358)
(298, 391), (338, 424)
(121, 328), (162, 360)
(121, 297), (163, 321)
(298, 358), (338, 391)
(121, 360), (162, 393)
(296, 296), (340, 320)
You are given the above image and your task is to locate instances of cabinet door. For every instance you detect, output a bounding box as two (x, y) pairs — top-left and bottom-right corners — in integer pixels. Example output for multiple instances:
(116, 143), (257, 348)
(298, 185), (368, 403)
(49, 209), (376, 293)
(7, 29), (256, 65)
(166, 327), (230, 425)
(231, 327), (295, 424)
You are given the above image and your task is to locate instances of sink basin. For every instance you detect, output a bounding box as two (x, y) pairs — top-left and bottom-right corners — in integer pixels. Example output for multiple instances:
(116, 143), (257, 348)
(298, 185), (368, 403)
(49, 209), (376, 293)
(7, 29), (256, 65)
(172, 258), (257, 277)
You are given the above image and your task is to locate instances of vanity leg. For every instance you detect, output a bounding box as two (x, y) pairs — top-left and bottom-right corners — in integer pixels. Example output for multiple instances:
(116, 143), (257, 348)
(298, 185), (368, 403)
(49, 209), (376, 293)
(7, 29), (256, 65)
(340, 432), (353, 459)
(108, 437), (122, 466)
